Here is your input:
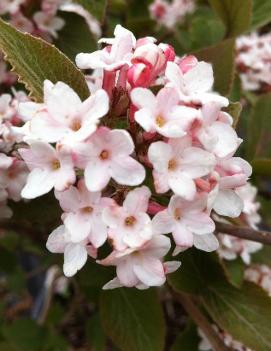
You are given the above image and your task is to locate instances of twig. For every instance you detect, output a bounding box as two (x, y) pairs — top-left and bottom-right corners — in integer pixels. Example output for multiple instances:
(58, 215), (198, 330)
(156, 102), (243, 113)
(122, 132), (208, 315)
(215, 222), (271, 245)
(173, 291), (232, 351)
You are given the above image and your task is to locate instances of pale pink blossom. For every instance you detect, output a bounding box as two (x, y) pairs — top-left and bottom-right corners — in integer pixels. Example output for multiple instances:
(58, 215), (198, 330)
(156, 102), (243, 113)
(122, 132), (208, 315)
(18, 80), (108, 144)
(75, 127), (145, 192)
(19, 141), (75, 199)
(55, 179), (115, 247)
(245, 265), (271, 296)
(165, 61), (229, 106)
(0, 0), (25, 15)
(33, 11), (65, 39)
(100, 234), (181, 289)
(46, 224), (97, 277)
(148, 136), (215, 200)
(131, 87), (199, 137)
(196, 103), (242, 158)
(208, 157), (252, 217)
(102, 186), (152, 250)
(76, 24), (136, 71)
(153, 194), (218, 255)
(10, 12), (34, 33)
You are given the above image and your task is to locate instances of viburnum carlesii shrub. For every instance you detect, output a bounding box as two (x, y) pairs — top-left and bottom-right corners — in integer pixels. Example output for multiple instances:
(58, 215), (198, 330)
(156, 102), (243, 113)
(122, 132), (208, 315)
(236, 32), (271, 92)
(217, 182), (262, 264)
(149, 0), (195, 29)
(15, 24), (253, 289)
(198, 326), (253, 351)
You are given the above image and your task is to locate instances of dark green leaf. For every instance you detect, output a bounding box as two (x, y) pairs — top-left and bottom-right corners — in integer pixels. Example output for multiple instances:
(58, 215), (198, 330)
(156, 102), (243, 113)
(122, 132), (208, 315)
(208, 0), (252, 37)
(170, 321), (200, 351)
(193, 38), (235, 96)
(87, 313), (106, 351)
(251, 0), (271, 30)
(0, 18), (89, 101)
(247, 93), (271, 160)
(72, 0), (107, 21)
(100, 288), (165, 351)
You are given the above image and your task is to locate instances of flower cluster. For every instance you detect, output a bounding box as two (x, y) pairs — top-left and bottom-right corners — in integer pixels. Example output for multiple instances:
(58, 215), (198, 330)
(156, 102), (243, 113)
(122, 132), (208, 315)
(217, 182), (262, 264)
(236, 32), (271, 92)
(149, 0), (195, 29)
(198, 326), (252, 351)
(0, 91), (29, 218)
(10, 25), (252, 289)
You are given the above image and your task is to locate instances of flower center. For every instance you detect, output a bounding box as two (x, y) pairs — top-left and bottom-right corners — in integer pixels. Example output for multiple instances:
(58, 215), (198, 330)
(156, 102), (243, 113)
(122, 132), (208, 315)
(100, 150), (110, 160)
(71, 119), (82, 131)
(174, 208), (182, 221)
(124, 215), (136, 227)
(51, 159), (61, 170)
(156, 115), (166, 127)
(168, 158), (177, 171)
(82, 206), (93, 214)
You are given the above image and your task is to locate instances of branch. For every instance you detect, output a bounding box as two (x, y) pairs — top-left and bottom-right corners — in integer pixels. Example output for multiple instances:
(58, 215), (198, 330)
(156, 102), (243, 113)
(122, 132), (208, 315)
(173, 291), (232, 351)
(215, 223), (271, 245)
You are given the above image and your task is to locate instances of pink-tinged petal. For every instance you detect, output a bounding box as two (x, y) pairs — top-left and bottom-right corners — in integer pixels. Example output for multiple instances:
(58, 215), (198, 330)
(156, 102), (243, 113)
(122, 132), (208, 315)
(0, 154), (12, 169)
(172, 223), (194, 248)
(184, 61), (214, 94)
(123, 186), (151, 213)
(46, 81), (82, 121)
(221, 157), (252, 178)
(85, 160), (110, 191)
(76, 51), (103, 69)
(152, 209), (174, 234)
(102, 277), (123, 290)
(134, 257), (165, 287)
(165, 62), (184, 91)
(193, 233), (219, 252)
(21, 168), (55, 199)
(18, 101), (42, 121)
(109, 129), (134, 156)
(81, 89), (109, 122)
(19, 142), (55, 170)
(183, 212), (215, 235)
(111, 156), (145, 186)
(102, 206), (122, 228)
(158, 121), (187, 138)
(148, 141), (172, 172)
(205, 122), (241, 158)
(201, 102), (220, 125)
(169, 173), (196, 201)
(116, 258), (138, 287)
(213, 189), (243, 217)
(88, 214), (108, 248)
(144, 235), (171, 258)
(156, 87), (179, 116)
(164, 261), (181, 274)
(63, 243), (88, 277)
(219, 174), (248, 189)
(46, 225), (66, 253)
(64, 212), (91, 243)
(153, 170), (170, 193)
(55, 186), (81, 212)
(30, 111), (67, 143)
(135, 108), (155, 132)
(181, 147), (215, 178)
(131, 87), (156, 110)
(167, 105), (199, 128)
(54, 151), (76, 191)
(123, 213), (152, 248)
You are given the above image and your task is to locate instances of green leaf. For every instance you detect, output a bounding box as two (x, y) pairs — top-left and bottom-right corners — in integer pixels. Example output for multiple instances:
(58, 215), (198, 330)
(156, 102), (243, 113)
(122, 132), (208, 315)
(0, 18), (89, 102)
(251, 0), (271, 30)
(221, 257), (245, 287)
(193, 38), (235, 96)
(208, 0), (252, 37)
(170, 321), (200, 351)
(2, 319), (47, 351)
(100, 288), (165, 351)
(203, 282), (271, 351)
(168, 249), (227, 294)
(55, 12), (97, 61)
(72, 0), (107, 21)
(247, 93), (271, 160)
(86, 313), (106, 351)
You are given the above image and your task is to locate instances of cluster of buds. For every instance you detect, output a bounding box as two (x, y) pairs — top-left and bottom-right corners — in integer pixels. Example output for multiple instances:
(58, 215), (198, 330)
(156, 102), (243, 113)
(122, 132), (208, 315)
(0, 91), (29, 218)
(217, 183), (262, 264)
(236, 32), (271, 92)
(5, 25), (253, 289)
(198, 326), (252, 351)
(149, 0), (195, 29)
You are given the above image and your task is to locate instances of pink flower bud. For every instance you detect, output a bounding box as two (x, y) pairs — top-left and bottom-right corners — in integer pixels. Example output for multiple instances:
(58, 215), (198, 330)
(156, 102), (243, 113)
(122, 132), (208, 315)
(127, 62), (152, 87)
(159, 43), (175, 62)
(178, 55), (198, 74)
